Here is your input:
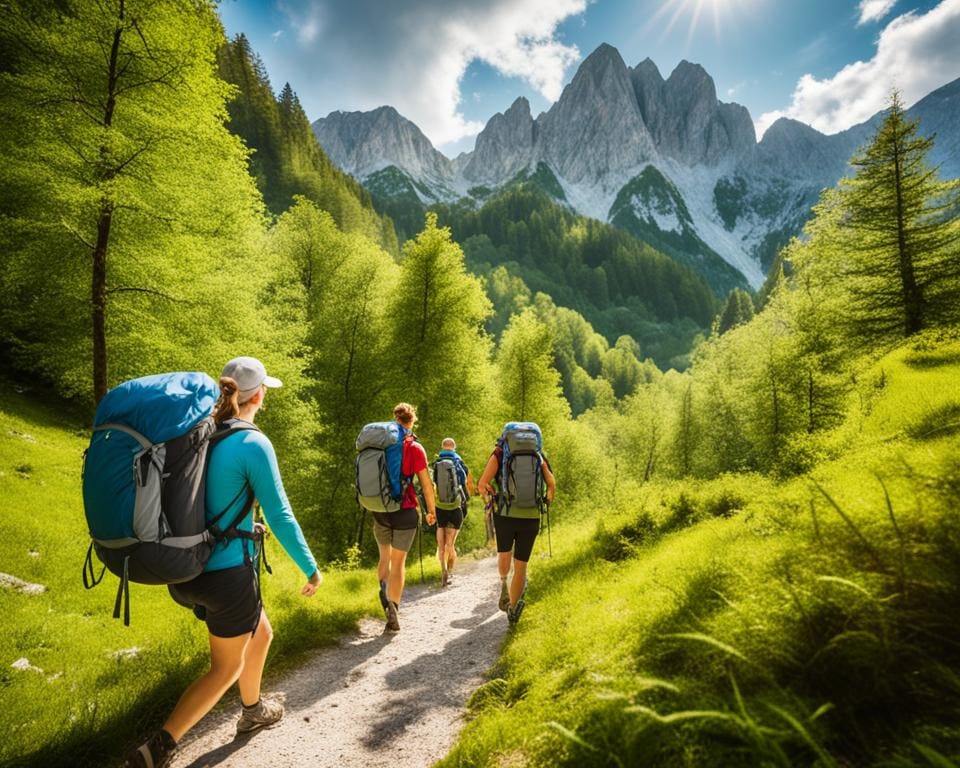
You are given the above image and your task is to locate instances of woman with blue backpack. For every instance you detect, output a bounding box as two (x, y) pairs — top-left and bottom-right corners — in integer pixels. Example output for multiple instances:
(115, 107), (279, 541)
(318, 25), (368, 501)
(125, 357), (321, 768)
(477, 422), (555, 625)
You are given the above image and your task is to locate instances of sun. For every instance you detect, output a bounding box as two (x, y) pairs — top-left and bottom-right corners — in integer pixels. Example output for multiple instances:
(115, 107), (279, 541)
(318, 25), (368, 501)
(645, 0), (757, 46)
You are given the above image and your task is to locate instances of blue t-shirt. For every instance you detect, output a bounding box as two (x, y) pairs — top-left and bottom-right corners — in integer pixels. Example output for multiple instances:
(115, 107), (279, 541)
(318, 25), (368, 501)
(204, 423), (317, 578)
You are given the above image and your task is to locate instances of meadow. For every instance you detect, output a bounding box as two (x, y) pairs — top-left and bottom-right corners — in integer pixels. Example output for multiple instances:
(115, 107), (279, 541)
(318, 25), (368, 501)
(439, 339), (960, 767)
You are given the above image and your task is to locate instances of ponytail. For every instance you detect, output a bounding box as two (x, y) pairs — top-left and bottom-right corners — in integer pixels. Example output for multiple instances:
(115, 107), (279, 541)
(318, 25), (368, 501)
(214, 376), (240, 424)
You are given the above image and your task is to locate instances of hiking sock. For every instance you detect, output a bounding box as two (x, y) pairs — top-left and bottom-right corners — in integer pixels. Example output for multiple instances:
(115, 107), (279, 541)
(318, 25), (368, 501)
(159, 730), (177, 752)
(242, 698), (261, 710)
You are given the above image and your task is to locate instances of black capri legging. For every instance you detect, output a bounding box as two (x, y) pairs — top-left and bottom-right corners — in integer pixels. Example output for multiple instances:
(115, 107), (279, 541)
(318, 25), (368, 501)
(493, 515), (540, 562)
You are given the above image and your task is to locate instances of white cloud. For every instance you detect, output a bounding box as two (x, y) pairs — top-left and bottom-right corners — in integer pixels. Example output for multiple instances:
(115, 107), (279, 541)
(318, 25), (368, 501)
(756, 0), (960, 138)
(858, 0), (898, 25)
(272, 0), (586, 147)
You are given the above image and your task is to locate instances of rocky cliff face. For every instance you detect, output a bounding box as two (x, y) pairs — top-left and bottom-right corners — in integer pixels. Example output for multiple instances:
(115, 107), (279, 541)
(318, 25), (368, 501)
(312, 106), (454, 196)
(533, 44), (659, 188)
(312, 44), (960, 290)
(462, 97), (536, 185)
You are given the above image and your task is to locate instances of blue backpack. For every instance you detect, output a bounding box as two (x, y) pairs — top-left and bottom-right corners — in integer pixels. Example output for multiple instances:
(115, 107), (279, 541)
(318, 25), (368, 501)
(497, 422), (547, 515)
(355, 422), (415, 513)
(81, 372), (258, 624)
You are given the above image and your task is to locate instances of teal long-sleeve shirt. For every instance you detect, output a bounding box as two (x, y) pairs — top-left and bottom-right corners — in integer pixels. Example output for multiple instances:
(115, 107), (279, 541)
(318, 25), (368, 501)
(204, 422), (317, 578)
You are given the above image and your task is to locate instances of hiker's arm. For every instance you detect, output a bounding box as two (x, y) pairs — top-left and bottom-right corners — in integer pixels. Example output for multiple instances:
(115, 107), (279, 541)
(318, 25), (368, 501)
(417, 467), (436, 519)
(465, 470), (476, 496)
(245, 435), (320, 590)
(542, 460), (556, 503)
(478, 454), (498, 499)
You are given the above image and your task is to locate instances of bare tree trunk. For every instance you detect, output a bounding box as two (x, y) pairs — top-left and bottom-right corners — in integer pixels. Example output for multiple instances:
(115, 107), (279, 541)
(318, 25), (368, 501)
(892, 128), (924, 335)
(92, 0), (125, 403)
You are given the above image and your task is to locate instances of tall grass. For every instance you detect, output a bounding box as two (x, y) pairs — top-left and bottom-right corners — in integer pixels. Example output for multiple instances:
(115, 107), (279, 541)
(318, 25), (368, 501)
(439, 341), (960, 767)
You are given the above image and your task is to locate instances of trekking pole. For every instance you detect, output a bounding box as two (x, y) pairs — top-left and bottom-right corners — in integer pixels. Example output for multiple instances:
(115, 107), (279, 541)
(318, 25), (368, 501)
(355, 506), (365, 555)
(541, 498), (552, 558)
(416, 489), (426, 583)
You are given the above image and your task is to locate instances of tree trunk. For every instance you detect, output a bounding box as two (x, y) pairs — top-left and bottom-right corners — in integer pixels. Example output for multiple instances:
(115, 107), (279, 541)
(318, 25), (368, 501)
(92, 203), (113, 403)
(892, 125), (924, 335)
(92, 0), (125, 403)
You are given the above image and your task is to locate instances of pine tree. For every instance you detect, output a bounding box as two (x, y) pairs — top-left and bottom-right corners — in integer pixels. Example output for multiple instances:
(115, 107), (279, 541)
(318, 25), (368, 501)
(839, 91), (960, 340)
(715, 287), (755, 335)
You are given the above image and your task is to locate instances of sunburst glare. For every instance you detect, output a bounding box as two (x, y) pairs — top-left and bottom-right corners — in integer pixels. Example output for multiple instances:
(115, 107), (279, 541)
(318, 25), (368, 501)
(645, 0), (758, 47)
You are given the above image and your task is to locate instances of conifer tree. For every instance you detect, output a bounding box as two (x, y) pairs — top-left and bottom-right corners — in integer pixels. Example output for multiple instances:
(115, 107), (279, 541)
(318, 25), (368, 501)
(715, 287), (755, 335)
(839, 91), (960, 340)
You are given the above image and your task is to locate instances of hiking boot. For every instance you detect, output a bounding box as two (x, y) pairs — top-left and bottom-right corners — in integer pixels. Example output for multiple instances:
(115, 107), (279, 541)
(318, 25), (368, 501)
(385, 601), (400, 632)
(507, 598), (525, 625)
(378, 580), (388, 613)
(124, 730), (176, 768)
(498, 580), (510, 612)
(236, 695), (284, 734)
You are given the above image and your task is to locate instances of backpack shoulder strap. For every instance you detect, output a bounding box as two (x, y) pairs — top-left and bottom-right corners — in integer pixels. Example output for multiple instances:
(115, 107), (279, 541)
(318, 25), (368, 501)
(205, 419), (260, 538)
(93, 422), (152, 450)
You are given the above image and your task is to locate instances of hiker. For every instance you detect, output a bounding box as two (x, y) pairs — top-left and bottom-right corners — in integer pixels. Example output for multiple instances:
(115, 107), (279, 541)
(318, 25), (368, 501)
(432, 437), (475, 586)
(369, 403), (436, 632)
(125, 357), (321, 768)
(478, 422), (555, 625)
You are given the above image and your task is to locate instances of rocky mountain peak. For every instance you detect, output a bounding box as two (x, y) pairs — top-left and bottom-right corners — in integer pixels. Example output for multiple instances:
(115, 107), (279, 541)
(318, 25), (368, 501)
(312, 105), (452, 182)
(462, 96), (536, 184)
(536, 42), (657, 188)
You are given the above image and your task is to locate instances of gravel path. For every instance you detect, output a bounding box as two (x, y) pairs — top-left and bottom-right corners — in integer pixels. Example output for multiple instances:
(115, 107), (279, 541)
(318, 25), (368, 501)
(171, 556), (505, 768)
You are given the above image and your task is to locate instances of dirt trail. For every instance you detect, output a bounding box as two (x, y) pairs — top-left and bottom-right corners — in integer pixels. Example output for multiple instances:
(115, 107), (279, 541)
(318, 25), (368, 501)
(171, 556), (505, 768)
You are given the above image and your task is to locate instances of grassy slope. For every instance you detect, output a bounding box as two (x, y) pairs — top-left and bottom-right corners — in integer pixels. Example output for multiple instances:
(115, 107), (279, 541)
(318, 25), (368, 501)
(0, 381), (475, 767)
(441, 340), (960, 767)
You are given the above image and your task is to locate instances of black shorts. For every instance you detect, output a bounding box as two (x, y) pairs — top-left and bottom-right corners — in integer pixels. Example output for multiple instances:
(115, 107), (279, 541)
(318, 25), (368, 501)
(436, 507), (464, 529)
(371, 507), (419, 530)
(168, 564), (261, 638)
(493, 515), (540, 562)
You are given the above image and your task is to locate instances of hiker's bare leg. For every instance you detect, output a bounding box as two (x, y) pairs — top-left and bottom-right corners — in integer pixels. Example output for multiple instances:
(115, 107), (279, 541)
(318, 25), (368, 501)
(238, 609), (273, 707)
(446, 529), (460, 572)
(163, 631), (250, 740)
(510, 559), (528, 607)
(377, 542), (391, 585)
(387, 546), (407, 604)
(436, 527), (447, 572)
(497, 551), (512, 580)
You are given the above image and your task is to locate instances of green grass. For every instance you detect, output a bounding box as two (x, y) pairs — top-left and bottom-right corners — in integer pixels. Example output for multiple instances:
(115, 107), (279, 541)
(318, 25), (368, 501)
(439, 341), (960, 767)
(0, 379), (474, 768)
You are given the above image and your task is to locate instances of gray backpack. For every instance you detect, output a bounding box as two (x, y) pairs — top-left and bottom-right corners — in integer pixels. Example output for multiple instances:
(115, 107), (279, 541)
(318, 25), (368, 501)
(498, 422), (546, 514)
(355, 422), (413, 513)
(434, 457), (465, 510)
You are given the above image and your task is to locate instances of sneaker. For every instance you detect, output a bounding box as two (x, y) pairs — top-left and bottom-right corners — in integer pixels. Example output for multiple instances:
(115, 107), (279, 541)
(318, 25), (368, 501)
(378, 580), (388, 613)
(498, 580), (510, 612)
(236, 695), (284, 734)
(124, 730), (176, 768)
(385, 601), (400, 632)
(507, 598), (525, 625)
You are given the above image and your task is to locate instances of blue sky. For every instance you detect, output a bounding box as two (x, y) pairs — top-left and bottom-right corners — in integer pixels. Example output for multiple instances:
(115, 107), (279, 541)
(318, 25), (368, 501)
(219, 0), (959, 155)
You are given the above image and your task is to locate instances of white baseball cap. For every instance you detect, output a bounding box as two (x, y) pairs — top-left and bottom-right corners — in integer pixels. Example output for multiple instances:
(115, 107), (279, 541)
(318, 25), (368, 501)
(221, 356), (282, 403)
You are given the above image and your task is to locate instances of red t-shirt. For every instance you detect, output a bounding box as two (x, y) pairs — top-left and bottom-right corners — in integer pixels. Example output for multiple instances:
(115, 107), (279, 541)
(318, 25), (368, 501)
(401, 436), (428, 508)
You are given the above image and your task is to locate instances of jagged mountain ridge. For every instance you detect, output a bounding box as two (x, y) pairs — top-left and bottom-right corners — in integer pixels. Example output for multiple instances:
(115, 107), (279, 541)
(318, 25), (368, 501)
(312, 44), (960, 290)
